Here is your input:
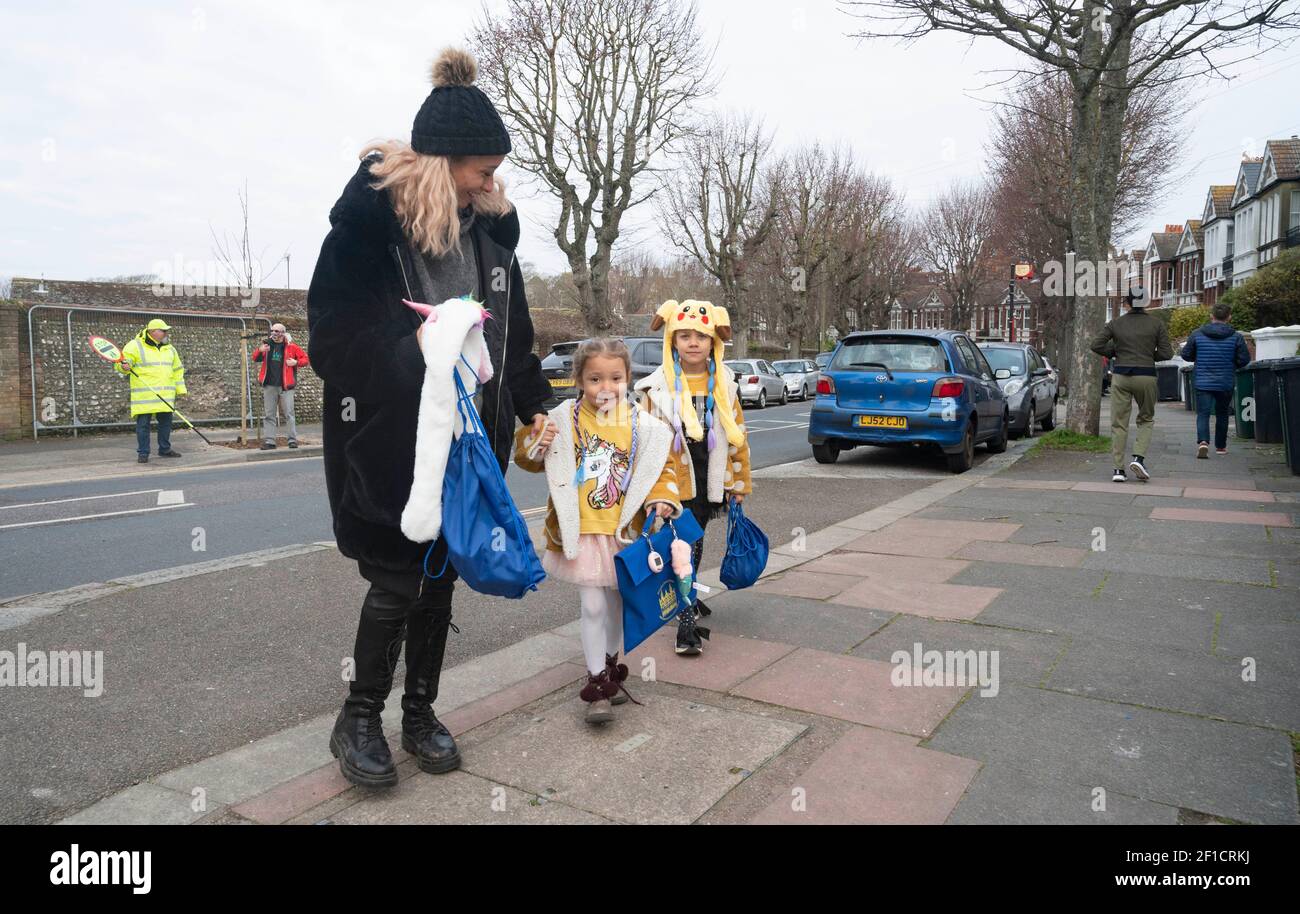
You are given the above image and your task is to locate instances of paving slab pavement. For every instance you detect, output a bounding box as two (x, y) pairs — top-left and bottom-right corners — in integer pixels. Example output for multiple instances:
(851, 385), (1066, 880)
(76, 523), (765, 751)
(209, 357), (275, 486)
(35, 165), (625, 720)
(45, 399), (1300, 825)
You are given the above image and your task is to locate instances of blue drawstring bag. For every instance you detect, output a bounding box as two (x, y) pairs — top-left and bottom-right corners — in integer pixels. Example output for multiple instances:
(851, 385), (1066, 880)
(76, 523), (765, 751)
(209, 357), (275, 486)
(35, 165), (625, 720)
(616, 511), (704, 654)
(425, 365), (546, 599)
(719, 496), (768, 590)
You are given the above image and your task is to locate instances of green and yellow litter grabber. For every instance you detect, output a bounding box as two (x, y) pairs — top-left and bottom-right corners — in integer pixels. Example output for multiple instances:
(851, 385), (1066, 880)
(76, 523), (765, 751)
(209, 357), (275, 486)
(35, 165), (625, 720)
(87, 334), (214, 445)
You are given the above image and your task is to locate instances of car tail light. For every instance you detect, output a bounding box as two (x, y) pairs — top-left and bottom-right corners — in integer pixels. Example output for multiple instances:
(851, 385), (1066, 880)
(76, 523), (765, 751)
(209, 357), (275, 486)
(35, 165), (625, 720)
(816, 376), (835, 395)
(933, 377), (964, 398)
(748, 375), (759, 384)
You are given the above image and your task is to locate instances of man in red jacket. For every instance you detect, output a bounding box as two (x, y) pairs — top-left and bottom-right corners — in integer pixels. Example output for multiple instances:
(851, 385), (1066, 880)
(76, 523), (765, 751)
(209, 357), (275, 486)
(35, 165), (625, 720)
(253, 323), (309, 449)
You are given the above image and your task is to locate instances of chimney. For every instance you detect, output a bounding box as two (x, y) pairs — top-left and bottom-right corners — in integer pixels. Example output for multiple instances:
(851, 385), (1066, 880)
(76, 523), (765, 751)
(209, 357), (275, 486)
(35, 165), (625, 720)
(1165, 224), (1183, 234)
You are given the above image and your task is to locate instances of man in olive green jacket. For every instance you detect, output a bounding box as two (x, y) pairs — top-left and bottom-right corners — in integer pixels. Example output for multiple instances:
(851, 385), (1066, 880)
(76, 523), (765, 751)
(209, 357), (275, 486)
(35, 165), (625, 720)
(1090, 288), (1172, 482)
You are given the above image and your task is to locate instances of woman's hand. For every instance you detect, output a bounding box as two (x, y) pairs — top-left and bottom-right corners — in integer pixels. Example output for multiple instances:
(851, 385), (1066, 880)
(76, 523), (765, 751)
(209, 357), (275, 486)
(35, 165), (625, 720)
(731, 493), (745, 506)
(652, 501), (674, 519)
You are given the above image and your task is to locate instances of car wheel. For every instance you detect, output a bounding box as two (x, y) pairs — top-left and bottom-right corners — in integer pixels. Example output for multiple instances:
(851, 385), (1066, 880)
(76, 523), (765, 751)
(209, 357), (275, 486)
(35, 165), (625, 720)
(812, 441), (840, 464)
(757, 390), (767, 409)
(946, 421), (975, 473)
(801, 384), (809, 401)
(987, 409), (1009, 453)
(1040, 398), (1057, 431)
(1024, 402), (1036, 438)
(779, 388), (788, 406)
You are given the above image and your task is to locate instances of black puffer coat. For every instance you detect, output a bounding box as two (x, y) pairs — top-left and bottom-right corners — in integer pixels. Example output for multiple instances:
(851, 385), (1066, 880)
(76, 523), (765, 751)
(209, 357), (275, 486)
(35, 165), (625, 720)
(307, 156), (552, 573)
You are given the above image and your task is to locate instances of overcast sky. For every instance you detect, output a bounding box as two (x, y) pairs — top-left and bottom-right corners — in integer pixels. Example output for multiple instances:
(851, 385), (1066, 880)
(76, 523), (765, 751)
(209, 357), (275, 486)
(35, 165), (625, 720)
(2, 0), (1297, 290)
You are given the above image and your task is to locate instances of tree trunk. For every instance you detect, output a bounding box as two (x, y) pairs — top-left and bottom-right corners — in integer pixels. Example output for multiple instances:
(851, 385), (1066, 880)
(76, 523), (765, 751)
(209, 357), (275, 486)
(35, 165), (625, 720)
(1064, 7), (1132, 437)
(722, 282), (748, 357)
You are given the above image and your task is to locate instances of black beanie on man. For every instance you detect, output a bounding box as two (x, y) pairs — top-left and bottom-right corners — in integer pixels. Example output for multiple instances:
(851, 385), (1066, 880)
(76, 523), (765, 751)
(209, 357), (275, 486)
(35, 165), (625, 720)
(410, 47), (511, 156)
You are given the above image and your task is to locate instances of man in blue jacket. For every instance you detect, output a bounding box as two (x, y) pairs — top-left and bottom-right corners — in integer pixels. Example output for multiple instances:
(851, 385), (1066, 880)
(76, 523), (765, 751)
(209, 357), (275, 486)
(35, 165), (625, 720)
(1181, 303), (1251, 458)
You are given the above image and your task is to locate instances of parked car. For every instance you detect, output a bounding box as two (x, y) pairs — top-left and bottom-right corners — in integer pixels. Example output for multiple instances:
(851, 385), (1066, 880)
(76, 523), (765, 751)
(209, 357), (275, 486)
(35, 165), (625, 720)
(541, 340), (583, 405)
(808, 330), (1008, 473)
(772, 358), (820, 401)
(815, 351), (834, 371)
(623, 336), (665, 385)
(541, 336), (663, 407)
(977, 342), (1058, 438)
(726, 359), (787, 408)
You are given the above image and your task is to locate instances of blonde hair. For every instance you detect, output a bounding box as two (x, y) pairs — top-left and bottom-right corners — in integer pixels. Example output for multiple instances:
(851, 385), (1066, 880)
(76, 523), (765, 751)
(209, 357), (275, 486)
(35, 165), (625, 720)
(361, 139), (513, 257)
(571, 337), (631, 385)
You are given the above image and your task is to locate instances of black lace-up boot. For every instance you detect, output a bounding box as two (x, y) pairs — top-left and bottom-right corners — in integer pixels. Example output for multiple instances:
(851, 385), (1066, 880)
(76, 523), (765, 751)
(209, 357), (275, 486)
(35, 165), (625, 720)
(330, 584), (407, 788)
(399, 580), (461, 773)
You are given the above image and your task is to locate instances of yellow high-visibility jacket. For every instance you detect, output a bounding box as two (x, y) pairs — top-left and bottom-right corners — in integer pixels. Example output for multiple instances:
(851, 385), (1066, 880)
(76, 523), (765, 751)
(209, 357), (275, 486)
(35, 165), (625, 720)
(116, 329), (187, 416)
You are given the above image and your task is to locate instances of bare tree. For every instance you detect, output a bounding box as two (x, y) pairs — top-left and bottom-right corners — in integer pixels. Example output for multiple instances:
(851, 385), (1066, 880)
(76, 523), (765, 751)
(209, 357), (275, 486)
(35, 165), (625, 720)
(656, 111), (778, 355)
(209, 180), (288, 292)
(763, 143), (856, 354)
(915, 181), (998, 333)
(607, 248), (665, 318)
(0, 276), (11, 299)
(473, 0), (717, 333)
(985, 66), (1187, 378)
(845, 0), (1300, 434)
(859, 211), (917, 329)
(825, 171), (910, 334)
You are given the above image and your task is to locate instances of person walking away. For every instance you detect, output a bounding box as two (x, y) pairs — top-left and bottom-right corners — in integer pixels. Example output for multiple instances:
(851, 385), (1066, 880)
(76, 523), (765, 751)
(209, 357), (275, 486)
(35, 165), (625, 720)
(1090, 287), (1172, 483)
(1180, 302), (1251, 458)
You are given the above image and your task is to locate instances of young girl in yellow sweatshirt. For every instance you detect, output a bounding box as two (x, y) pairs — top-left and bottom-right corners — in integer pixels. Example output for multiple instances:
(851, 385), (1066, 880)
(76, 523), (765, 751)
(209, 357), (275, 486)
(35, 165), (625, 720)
(634, 300), (753, 657)
(514, 338), (682, 724)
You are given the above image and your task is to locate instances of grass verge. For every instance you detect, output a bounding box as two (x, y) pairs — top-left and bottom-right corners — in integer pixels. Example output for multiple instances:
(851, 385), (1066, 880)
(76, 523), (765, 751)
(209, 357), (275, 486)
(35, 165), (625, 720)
(1029, 428), (1111, 454)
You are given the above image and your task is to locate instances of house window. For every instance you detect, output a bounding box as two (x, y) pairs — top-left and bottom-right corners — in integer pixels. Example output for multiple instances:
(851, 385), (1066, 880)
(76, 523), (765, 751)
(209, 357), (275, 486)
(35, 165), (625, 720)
(1290, 194), (1300, 231)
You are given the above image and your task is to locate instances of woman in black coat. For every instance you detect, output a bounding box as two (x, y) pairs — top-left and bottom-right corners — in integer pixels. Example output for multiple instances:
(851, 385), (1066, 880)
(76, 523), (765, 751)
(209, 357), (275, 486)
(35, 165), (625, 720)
(307, 48), (551, 788)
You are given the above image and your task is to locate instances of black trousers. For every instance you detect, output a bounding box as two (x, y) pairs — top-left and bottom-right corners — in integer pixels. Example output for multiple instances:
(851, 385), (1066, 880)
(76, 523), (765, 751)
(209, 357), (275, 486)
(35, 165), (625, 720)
(346, 539), (457, 715)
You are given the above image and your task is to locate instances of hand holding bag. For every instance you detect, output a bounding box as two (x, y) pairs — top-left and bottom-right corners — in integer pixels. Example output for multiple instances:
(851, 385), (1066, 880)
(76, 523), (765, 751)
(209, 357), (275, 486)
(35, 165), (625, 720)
(719, 496), (769, 590)
(616, 510), (704, 654)
(425, 363), (546, 599)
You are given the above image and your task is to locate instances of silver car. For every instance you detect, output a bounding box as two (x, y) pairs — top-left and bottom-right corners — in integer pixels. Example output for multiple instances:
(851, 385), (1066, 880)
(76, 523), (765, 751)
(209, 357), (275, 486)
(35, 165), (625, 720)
(726, 359), (787, 409)
(977, 342), (1058, 438)
(772, 359), (820, 401)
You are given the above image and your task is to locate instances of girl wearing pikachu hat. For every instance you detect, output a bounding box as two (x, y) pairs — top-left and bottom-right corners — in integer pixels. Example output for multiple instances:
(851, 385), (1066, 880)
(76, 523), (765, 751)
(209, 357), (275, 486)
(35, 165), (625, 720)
(633, 299), (753, 656)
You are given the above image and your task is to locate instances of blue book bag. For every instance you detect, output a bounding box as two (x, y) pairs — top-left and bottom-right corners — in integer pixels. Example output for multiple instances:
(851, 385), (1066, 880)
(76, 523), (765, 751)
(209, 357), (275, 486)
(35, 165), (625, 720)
(424, 364), (546, 599)
(616, 510), (704, 654)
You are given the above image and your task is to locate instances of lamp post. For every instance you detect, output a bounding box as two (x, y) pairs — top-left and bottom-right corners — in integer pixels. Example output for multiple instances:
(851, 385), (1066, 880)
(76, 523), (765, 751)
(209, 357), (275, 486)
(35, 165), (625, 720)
(1010, 261), (1034, 342)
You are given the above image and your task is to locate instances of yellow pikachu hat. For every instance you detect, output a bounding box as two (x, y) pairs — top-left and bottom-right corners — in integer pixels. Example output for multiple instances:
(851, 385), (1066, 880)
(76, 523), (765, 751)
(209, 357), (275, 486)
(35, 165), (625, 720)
(650, 299), (745, 451)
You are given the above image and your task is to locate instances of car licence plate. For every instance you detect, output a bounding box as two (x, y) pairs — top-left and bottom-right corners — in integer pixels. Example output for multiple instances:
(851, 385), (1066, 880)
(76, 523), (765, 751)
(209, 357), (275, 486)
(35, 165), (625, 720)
(549, 379), (573, 389)
(856, 415), (907, 429)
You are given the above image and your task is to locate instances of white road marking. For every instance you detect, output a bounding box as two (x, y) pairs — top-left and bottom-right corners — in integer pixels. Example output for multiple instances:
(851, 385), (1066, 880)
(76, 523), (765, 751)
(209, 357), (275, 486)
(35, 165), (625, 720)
(746, 422), (808, 434)
(0, 455), (325, 492)
(0, 489), (164, 510)
(157, 489), (185, 506)
(0, 503), (195, 531)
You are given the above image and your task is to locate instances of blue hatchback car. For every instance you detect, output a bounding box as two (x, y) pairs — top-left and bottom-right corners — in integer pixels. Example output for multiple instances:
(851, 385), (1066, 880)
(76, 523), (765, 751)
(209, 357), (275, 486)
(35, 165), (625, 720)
(808, 330), (1009, 472)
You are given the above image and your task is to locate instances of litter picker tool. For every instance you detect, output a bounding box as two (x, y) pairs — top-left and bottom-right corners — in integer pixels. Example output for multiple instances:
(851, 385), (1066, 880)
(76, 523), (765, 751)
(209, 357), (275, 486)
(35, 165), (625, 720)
(87, 335), (214, 445)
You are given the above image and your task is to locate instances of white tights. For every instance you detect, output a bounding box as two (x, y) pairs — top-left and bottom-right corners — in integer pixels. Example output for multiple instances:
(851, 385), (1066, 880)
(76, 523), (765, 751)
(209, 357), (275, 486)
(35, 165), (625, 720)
(578, 585), (624, 675)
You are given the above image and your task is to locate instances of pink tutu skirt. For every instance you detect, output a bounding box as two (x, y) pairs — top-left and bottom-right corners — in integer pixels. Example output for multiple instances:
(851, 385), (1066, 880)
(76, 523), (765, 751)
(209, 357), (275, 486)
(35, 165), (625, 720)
(543, 533), (621, 587)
